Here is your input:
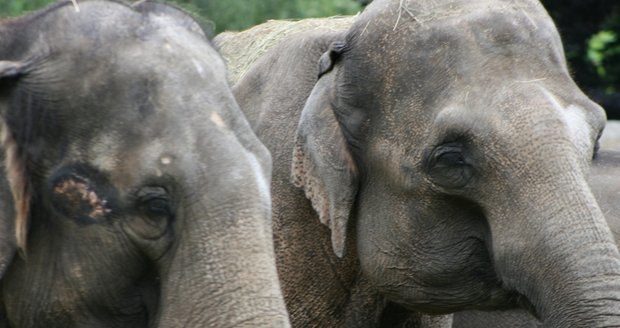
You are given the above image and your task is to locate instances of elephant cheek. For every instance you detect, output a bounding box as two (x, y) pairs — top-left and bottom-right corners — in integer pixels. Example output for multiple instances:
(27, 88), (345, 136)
(51, 177), (111, 223)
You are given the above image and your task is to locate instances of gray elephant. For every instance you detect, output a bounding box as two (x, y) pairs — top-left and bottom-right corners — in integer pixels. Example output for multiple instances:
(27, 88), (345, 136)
(217, 13), (451, 328)
(0, 1), (289, 327)
(228, 0), (620, 326)
(452, 149), (620, 327)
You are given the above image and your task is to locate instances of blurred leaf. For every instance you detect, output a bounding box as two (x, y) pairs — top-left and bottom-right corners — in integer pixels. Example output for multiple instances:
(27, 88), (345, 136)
(588, 30), (616, 75)
(587, 29), (620, 92)
(1, 0), (55, 16)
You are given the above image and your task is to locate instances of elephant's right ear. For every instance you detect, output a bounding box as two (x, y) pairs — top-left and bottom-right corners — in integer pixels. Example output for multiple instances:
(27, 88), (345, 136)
(291, 70), (358, 258)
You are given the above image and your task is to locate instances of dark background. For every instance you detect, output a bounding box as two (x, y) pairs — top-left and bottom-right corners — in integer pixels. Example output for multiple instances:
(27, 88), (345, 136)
(3, 0), (620, 118)
(541, 0), (620, 118)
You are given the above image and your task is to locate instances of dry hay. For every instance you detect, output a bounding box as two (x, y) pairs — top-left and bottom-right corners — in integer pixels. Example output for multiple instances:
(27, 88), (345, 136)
(214, 16), (355, 85)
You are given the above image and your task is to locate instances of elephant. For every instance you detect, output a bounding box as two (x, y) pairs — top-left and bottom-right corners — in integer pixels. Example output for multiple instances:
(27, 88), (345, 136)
(451, 149), (620, 327)
(0, 1), (289, 327)
(227, 0), (620, 326)
(217, 14), (451, 328)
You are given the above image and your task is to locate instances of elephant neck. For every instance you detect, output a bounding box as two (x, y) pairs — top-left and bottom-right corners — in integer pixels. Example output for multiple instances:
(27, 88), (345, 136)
(272, 178), (368, 325)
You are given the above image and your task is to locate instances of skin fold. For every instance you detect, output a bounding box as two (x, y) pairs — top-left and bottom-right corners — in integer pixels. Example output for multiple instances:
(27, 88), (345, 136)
(226, 0), (620, 326)
(0, 1), (289, 327)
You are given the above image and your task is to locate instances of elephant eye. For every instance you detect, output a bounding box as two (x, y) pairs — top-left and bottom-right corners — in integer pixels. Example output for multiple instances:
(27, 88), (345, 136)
(435, 150), (466, 166)
(427, 143), (474, 189)
(137, 186), (174, 218)
(145, 197), (171, 216)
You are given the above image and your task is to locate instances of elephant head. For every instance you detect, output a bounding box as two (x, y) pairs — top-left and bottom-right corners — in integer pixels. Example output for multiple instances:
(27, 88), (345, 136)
(292, 0), (620, 325)
(0, 1), (288, 327)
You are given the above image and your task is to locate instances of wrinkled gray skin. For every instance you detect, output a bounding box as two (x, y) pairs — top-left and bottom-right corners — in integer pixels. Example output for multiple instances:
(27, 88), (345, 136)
(0, 1), (289, 327)
(452, 309), (539, 328)
(452, 150), (620, 328)
(231, 0), (620, 326)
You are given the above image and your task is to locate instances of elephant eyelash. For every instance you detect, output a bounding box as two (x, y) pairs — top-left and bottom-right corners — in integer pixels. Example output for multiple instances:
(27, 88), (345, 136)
(142, 196), (172, 216)
(424, 142), (476, 191)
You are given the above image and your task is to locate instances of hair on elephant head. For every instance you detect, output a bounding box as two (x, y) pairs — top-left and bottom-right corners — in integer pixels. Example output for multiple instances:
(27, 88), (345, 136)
(0, 1), (289, 327)
(227, 0), (620, 326)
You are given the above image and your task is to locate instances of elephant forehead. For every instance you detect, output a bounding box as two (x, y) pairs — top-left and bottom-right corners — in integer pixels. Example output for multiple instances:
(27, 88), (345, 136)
(85, 134), (180, 182)
(129, 14), (227, 86)
(351, 0), (563, 87)
(89, 133), (124, 171)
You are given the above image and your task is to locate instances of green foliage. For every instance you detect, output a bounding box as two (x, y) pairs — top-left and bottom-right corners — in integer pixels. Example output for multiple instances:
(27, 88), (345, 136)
(0, 0), (361, 30)
(588, 31), (617, 77)
(0, 0), (55, 16)
(586, 13), (620, 93)
(0, 0), (361, 37)
(170, 0), (361, 33)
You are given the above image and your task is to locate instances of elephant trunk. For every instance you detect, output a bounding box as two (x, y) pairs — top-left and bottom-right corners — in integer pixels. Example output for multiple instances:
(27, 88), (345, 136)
(489, 161), (620, 327)
(155, 152), (290, 327)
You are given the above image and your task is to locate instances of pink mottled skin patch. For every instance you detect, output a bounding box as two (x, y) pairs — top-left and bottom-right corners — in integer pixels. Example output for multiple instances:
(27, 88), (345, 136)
(53, 178), (110, 219)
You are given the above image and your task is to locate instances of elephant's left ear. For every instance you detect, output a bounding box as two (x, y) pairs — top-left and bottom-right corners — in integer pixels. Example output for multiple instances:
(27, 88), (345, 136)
(291, 70), (358, 258)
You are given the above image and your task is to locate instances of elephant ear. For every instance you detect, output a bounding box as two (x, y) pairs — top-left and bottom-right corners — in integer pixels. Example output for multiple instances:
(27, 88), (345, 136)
(318, 41), (346, 78)
(0, 60), (29, 275)
(291, 55), (358, 258)
(0, 154), (16, 277)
